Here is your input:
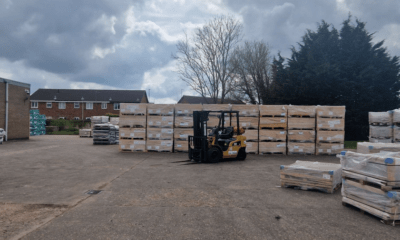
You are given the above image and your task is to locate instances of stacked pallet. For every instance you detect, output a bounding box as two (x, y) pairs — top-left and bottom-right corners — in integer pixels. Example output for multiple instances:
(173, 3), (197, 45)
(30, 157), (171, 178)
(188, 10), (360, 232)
(174, 104), (202, 152)
(232, 105), (259, 154)
(316, 106), (345, 155)
(119, 103), (147, 152)
(110, 117), (119, 126)
(29, 110), (46, 136)
(340, 151), (400, 224)
(369, 111), (393, 143)
(357, 142), (400, 154)
(147, 104), (174, 152)
(93, 124), (119, 145)
(280, 160), (342, 193)
(287, 106), (316, 155)
(393, 111), (400, 143)
(258, 105), (287, 155)
(79, 129), (92, 137)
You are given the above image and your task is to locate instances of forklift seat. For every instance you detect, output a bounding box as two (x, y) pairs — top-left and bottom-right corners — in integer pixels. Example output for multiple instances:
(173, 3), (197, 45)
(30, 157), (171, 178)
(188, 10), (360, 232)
(219, 127), (233, 139)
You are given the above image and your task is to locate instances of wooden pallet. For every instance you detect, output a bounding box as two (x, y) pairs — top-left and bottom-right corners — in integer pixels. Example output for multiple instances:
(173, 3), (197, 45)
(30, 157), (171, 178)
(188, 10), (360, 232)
(342, 197), (400, 224)
(287, 152), (315, 155)
(288, 115), (314, 118)
(120, 124), (146, 128)
(120, 113), (146, 116)
(259, 152), (286, 155)
(281, 181), (341, 194)
(343, 170), (400, 191)
(317, 128), (344, 131)
(79, 135), (92, 138)
(119, 149), (147, 153)
(370, 122), (392, 126)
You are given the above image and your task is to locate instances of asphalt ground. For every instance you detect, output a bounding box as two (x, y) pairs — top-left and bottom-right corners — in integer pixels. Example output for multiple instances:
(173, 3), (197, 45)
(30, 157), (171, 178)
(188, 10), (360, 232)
(0, 135), (398, 240)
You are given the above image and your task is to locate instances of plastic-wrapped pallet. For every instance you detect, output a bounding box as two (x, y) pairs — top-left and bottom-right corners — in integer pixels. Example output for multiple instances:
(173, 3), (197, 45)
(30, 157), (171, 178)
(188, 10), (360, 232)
(369, 111), (393, 125)
(394, 126), (400, 142)
(317, 131), (345, 143)
(339, 151), (400, 182)
(147, 128), (173, 140)
(369, 125), (392, 138)
(288, 118), (315, 130)
(246, 142), (258, 154)
(288, 105), (316, 117)
(119, 140), (146, 152)
(288, 130), (315, 143)
(119, 128), (146, 140)
(120, 103), (147, 115)
(243, 130), (258, 142)
(357, 142), (400, 154)
(369, 138), (393, 143)
(147, 116), (174, 128)
(288, 142), (315, 155)
(316, 143), (344, 155)
(393, 110), (400, 124)
(147, 140), (173, 152)
(174, 141), (189, 152)
(316, 106), (346, 118)
(147, 104), (174, 116)
(317, 118), (345, 131)
(259, 117), (286, 129)
(119, 115), (146, 128)
(259, 105), (287, 117)
(280, 160), (342, 193)
(259, 142), (286, 155)
(259, 130), (286, 142)
(232, 117), (259, 129)
(79, 129), (91, 137)
(231, 104), (259, 117)
(110, 117), (119, 125)
(175, 104), (202, 116)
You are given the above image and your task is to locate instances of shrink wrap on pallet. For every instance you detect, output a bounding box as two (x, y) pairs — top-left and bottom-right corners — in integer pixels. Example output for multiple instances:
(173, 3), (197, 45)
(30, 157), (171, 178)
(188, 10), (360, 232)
(245, 142), (258, 154)
(394, 126), (400, 141)
(119, 139), (146, 151)
(280, 160), (342, 193)
(288, 130), (315, 142)
(120, 103), (147, 115)
(317, 118), (345, 130)
(147, 128), (174, 140)
(110, 117), (119, 125)
(317, 131), (345, 143)
(339, 151), (400, 182)
(259, 117), (286, 128)
(243, 129), (258, 141)
(259, 130), (287, 142)
(357, 142), (400, 154)
(369, 138), (393, 143)
(79, 129), (91, 137)
(316, 143), (344, 155)
(259, 105), (287, 117)
(393, 110), (400, 124)
(147, 116), (174, 128)
(369, 126), (392, 138)
(174, 140), (188, 152)
(175, 116), (193, 128)
(288, 118), (315, 130)
(174, 128), (193, 141)
(369, 111), (393, 125)
(259, 142), (286, 154)
(316, 106), (346, 118)
(119, 128), (146, 139)
(147, 140), (173, 152)
(119, 116), (147, 128)
(175, 104), (202, 116)
(232, 117), (259, 129)
(288, 105), (316, 117)
(288, 142), (315, 154)
(231, 104), (259, 117)
(147, 104), (174, 116)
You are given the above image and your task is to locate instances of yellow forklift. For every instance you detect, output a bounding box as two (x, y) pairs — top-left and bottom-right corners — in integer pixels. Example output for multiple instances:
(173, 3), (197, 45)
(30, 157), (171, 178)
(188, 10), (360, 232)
(188, 111), (247, 163)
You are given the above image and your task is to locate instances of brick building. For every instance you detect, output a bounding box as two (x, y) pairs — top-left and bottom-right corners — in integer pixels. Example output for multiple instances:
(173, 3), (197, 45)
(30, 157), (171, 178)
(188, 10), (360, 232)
(177, 95), (245, 104)
(0, 78), (31, 140)
(30, 89), (148, 120)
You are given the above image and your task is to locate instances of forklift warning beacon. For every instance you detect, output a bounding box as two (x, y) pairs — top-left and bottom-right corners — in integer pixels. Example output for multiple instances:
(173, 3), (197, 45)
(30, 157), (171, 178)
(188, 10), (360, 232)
(188, 111), (247, 163)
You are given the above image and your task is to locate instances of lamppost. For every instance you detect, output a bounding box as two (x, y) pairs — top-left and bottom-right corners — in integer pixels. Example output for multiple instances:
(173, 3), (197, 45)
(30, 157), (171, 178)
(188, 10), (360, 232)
(81, 97), (84, 123)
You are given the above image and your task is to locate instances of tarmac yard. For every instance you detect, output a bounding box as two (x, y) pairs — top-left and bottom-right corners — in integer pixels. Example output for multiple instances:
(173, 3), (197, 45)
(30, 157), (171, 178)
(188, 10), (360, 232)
(0, 136), (398, 240)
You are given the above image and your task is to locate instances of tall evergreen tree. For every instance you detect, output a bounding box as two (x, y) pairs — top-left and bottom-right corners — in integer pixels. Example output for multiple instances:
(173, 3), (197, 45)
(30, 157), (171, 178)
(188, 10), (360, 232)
(271, 17), (400, 140)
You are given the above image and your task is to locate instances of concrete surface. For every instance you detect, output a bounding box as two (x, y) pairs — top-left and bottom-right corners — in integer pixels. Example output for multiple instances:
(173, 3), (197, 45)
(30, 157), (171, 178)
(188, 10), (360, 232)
(0, 135), (398, 240)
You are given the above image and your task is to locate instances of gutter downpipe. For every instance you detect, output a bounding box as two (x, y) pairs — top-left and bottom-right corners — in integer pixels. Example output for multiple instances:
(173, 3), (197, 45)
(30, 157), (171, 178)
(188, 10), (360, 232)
(5, 81), (9, 141)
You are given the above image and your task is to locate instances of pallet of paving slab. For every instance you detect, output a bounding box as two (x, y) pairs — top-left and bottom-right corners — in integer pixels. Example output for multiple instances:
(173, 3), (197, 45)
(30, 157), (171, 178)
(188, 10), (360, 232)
(342, 170), (400, 190)
(342, 197), (400, 224)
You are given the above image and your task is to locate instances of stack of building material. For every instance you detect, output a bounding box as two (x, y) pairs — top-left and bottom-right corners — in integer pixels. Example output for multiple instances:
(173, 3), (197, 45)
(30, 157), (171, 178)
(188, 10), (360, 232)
(232, 105), (259, 154)
(91, 116), (109, 130)
(147, 104), (174, 152)
(288, 106), (316, 155)
(202, 104), (231, 128)
(280, 160), (342, 193)
(79, 129), (92, 137)
(93, 124), (119, 145)
(174, 104), (202, 152)
(316, 106), (345, 155)
(393, 111), (400, 143)
(110, 117), (119, 126)
(357, 142), (400, 154)
(340, 151), (400, 224)
(258, 105), (287, 155)
(29, 110), (46, 136)
(369, 111), (393, 143)
(119, 103), (147, 152)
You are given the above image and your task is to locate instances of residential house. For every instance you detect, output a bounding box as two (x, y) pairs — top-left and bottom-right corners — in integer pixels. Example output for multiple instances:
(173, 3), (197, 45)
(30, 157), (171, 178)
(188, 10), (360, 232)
(177, 95), (245, 104)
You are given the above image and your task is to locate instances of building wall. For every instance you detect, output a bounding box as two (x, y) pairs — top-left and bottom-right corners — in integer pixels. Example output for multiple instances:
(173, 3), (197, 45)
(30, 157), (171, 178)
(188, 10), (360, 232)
(34, 102), (121, 120)
(0, 82), (30, 140)
(0, 83), (5, 130)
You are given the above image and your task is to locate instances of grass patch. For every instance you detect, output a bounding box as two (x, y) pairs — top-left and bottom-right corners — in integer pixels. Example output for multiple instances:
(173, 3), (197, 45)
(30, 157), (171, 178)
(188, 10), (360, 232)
(47, 130), (79, 135)
(344, 141), (364, 149)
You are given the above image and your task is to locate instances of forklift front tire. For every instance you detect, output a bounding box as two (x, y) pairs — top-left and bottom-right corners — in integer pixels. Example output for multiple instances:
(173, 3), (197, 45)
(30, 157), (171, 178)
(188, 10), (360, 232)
(207, 147), (222, 163)
(237, 148), (246, 161)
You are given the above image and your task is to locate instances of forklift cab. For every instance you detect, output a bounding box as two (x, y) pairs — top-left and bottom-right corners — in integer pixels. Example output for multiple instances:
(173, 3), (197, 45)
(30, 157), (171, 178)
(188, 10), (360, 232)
(189, 111), (247, 163)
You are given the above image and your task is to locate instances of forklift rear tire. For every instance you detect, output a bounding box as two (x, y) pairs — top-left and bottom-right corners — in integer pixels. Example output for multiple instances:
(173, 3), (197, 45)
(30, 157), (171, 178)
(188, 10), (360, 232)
(207, 147), (222, 163)
(237, 148), (246, 160)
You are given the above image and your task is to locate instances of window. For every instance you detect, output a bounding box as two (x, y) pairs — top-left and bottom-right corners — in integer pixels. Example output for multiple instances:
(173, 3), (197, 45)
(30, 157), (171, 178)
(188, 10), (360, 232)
(46, 102), (52, 108)
(58, 102), (66, 109)
(58, 117), (66, 120)
(74, 102), (80, 108)
(74, 117), (80, 120)
(86, 102), (93, 110)
(46, 116), (53, 120)
(101, 102), (107, 109)
(86, 117), (91, 120)
(114, 103), (120, 110)
(31, 102), (38, 108)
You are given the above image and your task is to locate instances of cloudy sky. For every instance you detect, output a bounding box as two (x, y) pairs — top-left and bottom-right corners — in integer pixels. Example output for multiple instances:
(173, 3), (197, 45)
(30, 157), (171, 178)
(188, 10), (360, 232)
(1, 0), (399, 103)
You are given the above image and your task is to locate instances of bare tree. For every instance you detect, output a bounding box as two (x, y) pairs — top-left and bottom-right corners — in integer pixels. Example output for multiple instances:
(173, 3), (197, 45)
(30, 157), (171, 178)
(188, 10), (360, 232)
(230, 41), (272, 104)
(174, 16), (243, 103)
